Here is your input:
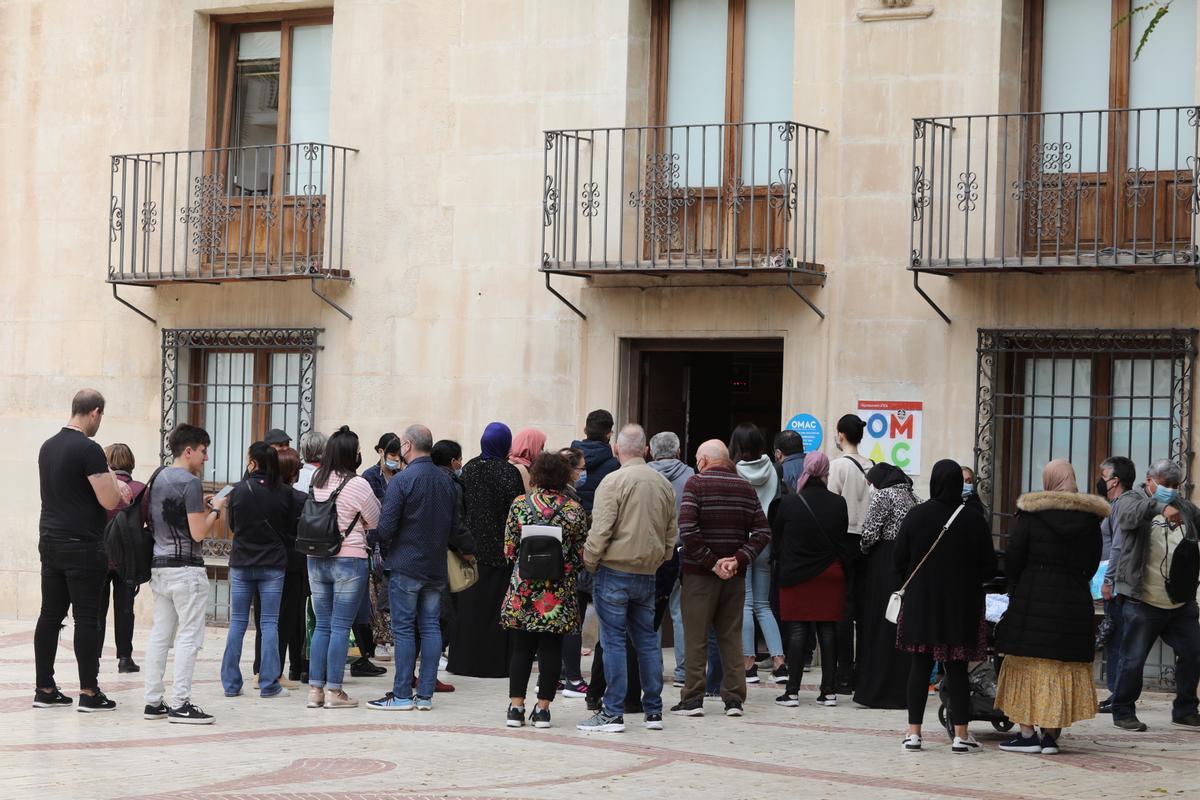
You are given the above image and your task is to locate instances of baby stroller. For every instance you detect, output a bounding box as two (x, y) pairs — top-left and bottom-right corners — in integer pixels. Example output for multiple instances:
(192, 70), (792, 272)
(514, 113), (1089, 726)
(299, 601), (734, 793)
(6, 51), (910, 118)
(936, 580), (1014, 737)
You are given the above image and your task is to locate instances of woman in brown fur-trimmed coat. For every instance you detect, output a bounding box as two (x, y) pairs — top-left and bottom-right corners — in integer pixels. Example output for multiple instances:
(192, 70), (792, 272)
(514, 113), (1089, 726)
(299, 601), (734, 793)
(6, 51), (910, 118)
(995, 459), (1108, 756)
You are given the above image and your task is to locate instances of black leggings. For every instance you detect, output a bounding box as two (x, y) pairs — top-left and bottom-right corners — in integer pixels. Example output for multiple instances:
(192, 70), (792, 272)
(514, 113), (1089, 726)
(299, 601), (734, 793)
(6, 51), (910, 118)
(509, 630), (564, 702)
(561, 591), (590, 681)
(907, 654), (968, 726)
(785, 621), (837, 695)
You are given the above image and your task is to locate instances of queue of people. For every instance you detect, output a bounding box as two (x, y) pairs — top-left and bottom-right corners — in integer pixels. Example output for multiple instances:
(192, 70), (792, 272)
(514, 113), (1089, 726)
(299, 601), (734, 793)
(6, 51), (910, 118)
(31, 389), (1200, 751)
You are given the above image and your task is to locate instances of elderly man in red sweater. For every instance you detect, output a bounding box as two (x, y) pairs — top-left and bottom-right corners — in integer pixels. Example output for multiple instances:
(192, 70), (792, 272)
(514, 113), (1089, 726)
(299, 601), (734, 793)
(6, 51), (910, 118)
(671, 439), (771, 718)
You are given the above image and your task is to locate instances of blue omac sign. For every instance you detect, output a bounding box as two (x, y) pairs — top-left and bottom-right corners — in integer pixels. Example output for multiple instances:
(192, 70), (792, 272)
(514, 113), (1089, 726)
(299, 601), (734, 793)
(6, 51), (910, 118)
(785, 413), (823, 453)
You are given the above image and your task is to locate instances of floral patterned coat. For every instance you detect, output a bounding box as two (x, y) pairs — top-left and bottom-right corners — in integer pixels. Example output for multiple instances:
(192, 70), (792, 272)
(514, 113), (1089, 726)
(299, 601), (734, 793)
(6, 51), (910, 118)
(500, 489), (588, 634)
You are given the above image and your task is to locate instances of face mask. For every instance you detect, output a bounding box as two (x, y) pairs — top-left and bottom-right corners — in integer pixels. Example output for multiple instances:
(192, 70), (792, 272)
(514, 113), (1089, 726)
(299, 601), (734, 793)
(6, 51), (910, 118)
(1096, 478), (1109, 496)
(1154, 485), (1178, 505)
(354, 453), (362, 470)
(454, 467), (463, 477)
(385, 459), (401, 471)
(962, 483), (974, 497)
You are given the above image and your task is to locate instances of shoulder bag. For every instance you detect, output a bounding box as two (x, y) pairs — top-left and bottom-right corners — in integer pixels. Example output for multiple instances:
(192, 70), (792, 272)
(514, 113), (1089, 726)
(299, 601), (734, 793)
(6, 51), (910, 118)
(885, 502), (966, 625)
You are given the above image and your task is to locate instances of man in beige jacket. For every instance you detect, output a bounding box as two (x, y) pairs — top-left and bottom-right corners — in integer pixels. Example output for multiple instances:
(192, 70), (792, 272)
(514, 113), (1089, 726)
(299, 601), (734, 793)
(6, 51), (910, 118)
(577, 424), (678, 734)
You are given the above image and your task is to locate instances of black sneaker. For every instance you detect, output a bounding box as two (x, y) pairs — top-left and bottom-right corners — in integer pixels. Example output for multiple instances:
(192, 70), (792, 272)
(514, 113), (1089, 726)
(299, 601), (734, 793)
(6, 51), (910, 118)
(118, 657), (141, 674)
(1114, 716), (1148, 732)
(745, 665), (760, 684)
(77, 690), (117, 713)
(724, 699), (744, 717)
(530, 706), (551, 729)
(585, 696), (601, 711)
(168, 702), (214, 725)
(350, 659), (387, 678)
(32, 687), (72, 709)
(1039, 733), (1060, 754)
(771, 665), (789, 684)
(644, 712), (663, 730)
(999, 732), (1043, 753)
(1171, 713), (1200, 731)
(1097, 696), (1113, 714)
(815, 693), (838, 707)
(775, 692), (800, 707)
(143, 702), (169, 721)
(670, 698), (705, 717)
(506, 705), (526, 728)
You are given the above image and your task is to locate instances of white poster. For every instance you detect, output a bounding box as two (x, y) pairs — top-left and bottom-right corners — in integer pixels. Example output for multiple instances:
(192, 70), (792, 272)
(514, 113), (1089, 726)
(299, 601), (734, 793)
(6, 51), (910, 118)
(857, 400), (923, 476)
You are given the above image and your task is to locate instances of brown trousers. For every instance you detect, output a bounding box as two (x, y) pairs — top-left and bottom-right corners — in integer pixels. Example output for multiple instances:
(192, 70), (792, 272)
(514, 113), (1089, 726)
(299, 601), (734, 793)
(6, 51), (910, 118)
(681, 570), (747, 704)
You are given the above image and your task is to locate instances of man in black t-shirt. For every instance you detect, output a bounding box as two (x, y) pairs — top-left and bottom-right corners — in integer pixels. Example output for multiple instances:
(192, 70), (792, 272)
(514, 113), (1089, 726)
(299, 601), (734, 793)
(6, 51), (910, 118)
(33, 389), (131, 712)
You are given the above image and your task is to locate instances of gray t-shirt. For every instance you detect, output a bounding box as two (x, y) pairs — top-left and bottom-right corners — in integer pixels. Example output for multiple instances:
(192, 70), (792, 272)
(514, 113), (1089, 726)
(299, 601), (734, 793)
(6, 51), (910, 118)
(150, 466), (206, 566)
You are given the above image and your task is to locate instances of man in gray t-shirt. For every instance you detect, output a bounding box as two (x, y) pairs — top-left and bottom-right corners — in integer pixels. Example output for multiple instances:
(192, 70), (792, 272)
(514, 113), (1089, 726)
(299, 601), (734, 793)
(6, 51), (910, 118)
(143, 424), (226, 724)
(150, 466), (207, 566)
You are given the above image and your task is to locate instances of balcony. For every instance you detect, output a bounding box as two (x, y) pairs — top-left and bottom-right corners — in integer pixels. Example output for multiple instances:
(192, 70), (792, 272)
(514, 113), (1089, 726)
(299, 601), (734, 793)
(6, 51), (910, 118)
(909, 107), (1200, 275)
(541, 121), (827, 310)
(107, 143), (355, 285)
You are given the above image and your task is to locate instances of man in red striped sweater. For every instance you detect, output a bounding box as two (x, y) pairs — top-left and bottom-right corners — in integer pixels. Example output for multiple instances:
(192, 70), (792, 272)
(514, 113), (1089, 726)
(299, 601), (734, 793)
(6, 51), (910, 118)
(671, 439), (770, 718)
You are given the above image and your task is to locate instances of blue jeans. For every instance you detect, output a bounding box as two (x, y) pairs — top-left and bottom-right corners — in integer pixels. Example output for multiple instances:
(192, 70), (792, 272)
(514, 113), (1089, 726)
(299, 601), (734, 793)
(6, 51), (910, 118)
(743, 544), (783, 657)
(669, 579), (685, 682)
(706, 629), (722, 695)
(389, 572), (443, 699)
(222, 566), (285, 697)
(1112, 598), (1200, 722)
(593, 566), (663, 716)
(1105, 597), (1126, 694)
(308, 557), (368, 691)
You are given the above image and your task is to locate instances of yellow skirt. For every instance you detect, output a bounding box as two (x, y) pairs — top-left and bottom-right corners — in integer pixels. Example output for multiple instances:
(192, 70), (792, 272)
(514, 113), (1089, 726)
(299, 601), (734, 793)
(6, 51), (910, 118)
(995, 655), (1097, 728)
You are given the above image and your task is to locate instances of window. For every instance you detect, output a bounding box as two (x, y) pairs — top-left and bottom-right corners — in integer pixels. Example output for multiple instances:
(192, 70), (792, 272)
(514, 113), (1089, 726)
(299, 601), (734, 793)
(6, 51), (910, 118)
(975, 329), (1195, 538)
(1023, 0), (1198, 256)
(160, 328), (320, 485)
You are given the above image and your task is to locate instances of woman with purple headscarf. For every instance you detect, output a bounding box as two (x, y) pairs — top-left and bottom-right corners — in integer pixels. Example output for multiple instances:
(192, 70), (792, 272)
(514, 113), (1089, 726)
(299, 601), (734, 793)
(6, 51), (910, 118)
(446, 423), (527, 678)
(769, 451), (855, 708)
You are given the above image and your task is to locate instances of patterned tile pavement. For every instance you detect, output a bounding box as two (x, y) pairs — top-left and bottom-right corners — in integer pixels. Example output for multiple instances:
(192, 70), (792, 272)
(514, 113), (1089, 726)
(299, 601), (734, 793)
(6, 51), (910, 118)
(2, 619), (1198, 800)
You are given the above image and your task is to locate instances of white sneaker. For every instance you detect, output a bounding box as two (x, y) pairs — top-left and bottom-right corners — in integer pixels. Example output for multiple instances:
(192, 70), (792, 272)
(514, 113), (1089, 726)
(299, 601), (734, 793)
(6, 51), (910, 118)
(902, 733), (922, 752)
(952, 735), (982, 754)
(375, 645), (393, 662)
(262, 687), (291, 699)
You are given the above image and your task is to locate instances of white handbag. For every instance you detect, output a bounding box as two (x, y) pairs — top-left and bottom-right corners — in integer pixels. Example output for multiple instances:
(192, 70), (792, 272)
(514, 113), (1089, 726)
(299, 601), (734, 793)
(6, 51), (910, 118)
(885, 503), (966, 625)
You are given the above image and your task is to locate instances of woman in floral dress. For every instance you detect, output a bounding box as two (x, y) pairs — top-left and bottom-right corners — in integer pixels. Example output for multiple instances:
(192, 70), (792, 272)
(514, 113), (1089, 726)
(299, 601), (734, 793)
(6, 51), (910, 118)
(500, 452), (588, 729)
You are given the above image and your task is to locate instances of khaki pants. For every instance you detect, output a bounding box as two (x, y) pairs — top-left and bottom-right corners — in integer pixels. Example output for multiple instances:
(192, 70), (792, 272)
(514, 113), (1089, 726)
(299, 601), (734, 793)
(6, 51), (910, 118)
(681, 570), (746, 704)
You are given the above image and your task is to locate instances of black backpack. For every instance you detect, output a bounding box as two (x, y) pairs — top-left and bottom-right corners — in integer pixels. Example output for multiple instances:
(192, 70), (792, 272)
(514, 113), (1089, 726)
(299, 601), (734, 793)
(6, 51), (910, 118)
(1166, 516), (1200, 604)
(518, 496), (566, 582)
(103, 467), (164, 587)
(296, 476), (361, 558)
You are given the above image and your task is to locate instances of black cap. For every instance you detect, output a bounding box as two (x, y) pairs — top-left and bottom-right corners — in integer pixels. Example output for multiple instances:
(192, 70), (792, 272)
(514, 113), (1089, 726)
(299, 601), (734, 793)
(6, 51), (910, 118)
(264, 428), (292, 446)
(376, 432), (400, 451)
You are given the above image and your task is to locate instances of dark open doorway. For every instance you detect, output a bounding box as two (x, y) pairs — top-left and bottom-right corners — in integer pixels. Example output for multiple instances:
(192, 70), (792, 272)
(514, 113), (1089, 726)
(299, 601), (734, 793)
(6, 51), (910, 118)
(624, 339), (784, 463)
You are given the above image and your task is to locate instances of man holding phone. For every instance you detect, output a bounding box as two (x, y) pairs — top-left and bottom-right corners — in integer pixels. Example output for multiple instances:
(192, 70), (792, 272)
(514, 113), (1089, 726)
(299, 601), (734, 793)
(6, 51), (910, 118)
(142, 424), (228, 725)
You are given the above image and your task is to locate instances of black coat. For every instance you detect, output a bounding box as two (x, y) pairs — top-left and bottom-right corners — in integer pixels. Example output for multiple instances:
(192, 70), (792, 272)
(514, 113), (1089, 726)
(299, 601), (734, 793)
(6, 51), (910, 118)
(995, 491), (1107, 662)
(893, 460), (998, 650)
(771, 483), (855, 587)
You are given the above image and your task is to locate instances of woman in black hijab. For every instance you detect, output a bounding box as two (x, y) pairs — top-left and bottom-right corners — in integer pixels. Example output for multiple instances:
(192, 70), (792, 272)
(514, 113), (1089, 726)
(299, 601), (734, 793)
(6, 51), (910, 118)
(853, 463), (919, 710)
(893, 459), (998, 754)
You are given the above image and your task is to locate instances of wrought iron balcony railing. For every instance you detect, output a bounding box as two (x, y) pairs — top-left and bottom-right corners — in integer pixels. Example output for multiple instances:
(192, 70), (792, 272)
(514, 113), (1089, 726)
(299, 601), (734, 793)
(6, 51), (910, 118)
(542, 121), (827, 278)
(108, 143), (355, 285)
(910, 107), (1200, 274)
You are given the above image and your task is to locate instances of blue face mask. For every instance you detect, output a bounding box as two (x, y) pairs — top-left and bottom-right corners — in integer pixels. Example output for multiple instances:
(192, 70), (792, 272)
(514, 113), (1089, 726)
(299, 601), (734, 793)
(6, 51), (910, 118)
(385, 459), (401, 471)
(962, 483), (974, 497)
(1154, 485), (1178, 505)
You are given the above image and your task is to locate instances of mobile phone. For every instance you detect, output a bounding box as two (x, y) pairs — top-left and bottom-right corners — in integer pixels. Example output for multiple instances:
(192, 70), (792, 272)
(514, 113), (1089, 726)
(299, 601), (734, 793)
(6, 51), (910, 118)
(213, 484), (235, 502)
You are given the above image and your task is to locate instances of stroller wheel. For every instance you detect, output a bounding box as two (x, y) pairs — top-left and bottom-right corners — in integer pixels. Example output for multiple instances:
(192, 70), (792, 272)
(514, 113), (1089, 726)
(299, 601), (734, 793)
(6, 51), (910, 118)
(992, 719), (1014, 732)
(937, 703), (953, 738)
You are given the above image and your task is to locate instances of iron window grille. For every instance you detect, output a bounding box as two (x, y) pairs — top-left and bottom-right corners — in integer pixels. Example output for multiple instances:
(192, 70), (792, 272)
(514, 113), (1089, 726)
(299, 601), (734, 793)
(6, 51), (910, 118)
(161, 327), (319, 548)
(975, 329), (1195, 541)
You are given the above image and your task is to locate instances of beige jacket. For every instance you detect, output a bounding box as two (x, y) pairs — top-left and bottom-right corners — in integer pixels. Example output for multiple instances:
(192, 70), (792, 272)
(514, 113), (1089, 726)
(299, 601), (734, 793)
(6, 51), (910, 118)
(584, 458), (679, 575)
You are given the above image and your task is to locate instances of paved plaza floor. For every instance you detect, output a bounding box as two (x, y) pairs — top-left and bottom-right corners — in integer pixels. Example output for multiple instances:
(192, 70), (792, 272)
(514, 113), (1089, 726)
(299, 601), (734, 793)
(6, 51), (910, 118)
(1, 618), (1197, 800)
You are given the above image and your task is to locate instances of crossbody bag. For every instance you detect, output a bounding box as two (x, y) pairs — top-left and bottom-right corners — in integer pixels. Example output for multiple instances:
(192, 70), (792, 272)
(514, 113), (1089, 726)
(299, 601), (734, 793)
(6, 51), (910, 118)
(885, 503), (966, 625)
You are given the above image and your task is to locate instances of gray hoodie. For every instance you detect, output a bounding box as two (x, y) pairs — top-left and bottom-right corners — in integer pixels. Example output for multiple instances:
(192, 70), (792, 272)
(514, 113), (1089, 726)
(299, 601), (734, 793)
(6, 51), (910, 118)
(736, 455), (780, 513)
(649, 457), (695, 518)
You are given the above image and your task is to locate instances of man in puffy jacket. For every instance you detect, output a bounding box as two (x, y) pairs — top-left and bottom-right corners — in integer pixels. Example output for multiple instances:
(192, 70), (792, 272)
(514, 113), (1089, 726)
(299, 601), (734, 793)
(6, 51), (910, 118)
(570, 409), (621, 512)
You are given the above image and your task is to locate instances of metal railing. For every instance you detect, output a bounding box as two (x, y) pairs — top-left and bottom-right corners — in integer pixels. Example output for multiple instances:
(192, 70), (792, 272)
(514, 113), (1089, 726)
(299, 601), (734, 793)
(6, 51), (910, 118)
(108, 142), (355, 284)
(542, 121), (826, 274)
(910, 107), (1200, 272)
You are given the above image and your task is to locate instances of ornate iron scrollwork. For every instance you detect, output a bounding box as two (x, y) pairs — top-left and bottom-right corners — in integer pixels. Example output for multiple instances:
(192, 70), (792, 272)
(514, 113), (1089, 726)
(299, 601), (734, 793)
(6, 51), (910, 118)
(179, 173), (236, 258)
(1011, 144), (1091, 243)
(628, 152), (696, 245)
(956, 171), (978, 212)
(911, 166), (931, 222)
(109, 196), (123, 243)
(542, 174), (559, 227)
(580, 181), (600, 218)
